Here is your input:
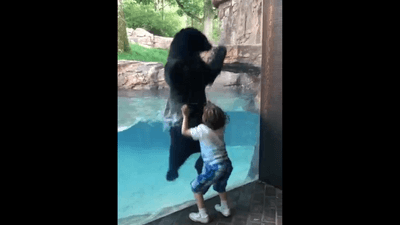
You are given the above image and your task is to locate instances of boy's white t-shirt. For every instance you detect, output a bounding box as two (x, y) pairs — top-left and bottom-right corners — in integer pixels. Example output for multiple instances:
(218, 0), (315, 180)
(190, 124), (229, 164)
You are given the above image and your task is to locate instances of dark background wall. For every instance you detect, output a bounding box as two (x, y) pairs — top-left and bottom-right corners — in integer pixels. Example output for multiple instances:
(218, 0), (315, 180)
(259, 0), (282, 189)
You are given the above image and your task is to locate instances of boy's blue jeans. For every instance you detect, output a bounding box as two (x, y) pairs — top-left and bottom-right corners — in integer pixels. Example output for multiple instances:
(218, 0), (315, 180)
(190, 159), (233, 194)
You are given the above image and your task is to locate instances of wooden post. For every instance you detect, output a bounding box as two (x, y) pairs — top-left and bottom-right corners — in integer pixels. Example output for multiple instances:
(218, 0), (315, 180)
(259, 0), (282, 189)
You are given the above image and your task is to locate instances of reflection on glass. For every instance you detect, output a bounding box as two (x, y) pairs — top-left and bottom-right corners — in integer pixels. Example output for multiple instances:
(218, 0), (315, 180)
(118, 90), (259, 224)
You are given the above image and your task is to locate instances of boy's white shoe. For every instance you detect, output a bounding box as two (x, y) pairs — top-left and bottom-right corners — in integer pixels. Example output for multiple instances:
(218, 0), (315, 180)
(189, 212), (209, 223)
(215, 204), (231, 217)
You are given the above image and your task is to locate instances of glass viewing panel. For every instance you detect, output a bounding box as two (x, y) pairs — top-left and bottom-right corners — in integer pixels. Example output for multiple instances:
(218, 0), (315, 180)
(118, 90), (260, 224)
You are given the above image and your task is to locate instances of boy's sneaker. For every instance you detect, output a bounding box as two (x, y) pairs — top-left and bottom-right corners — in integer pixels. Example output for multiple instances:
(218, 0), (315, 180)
(189, 212), (209, 224)
(215, 204), (230, 217)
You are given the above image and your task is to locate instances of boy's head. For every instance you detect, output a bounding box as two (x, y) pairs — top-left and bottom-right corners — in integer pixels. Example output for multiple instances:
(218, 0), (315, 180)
(202, 100), (230, 130)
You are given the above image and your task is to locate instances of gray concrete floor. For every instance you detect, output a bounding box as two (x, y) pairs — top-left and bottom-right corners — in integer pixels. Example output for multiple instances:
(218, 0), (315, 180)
(141, 180), (282, 225)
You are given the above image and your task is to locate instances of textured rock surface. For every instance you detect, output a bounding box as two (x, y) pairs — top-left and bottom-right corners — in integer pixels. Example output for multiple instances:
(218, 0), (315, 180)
(118, 60), (168, 90)
(210, 0), (264, 111)
(202, 0), (264, 71)
(117, 59), (261, 112)
(118, 60), (259, 93)
(216, 0), (263, 46)
(126, 28), (173, 49)
(201, 44), (262, 66)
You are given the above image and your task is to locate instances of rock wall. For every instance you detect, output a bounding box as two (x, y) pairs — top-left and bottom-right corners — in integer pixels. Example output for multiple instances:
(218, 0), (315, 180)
(118, 60), (259, 93)
(210, 0), (263, 111)
(215, 0), (263, 46)
(118, 60), (261, 112)
(118, 60), (168, 90)
(127, 28), (173, 49)
(201, 44), (262, 67)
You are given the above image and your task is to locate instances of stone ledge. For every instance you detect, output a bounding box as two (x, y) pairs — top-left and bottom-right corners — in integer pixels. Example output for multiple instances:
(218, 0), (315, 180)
(202, 45), (262, 67)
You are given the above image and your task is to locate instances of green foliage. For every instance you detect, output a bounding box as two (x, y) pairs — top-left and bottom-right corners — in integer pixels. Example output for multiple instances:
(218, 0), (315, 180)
(122, 0), (186, 37)
(211, 13), (222, 43)
(133, 0), (153, 5)
(118, 43), (169, 66)
(176, 0), (203, 18)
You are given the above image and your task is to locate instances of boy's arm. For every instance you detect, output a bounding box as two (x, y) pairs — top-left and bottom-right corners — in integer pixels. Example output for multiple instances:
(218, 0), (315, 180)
(181, 116), (192, 137)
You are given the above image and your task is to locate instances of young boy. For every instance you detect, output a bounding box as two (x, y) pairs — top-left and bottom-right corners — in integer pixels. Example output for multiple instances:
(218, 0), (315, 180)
(181, 101), (233, 223)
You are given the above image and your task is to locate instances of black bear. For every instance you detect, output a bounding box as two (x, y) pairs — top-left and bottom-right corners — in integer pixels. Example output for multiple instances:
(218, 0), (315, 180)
(163, 28), (227, 181)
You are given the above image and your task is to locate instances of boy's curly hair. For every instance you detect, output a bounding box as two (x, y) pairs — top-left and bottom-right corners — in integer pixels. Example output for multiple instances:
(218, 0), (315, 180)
(202, 100), (230, 130)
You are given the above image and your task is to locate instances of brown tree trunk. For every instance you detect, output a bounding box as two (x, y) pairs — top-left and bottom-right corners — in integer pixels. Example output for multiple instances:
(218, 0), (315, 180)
(162, 0), (164, 20)
(118, 0), (131, 53)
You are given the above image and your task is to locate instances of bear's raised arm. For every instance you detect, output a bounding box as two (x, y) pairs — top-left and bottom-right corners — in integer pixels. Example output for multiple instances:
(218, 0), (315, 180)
(165, 28), (227, 92)
(165, 46), (227, 93)
(204, 46), (227, 86)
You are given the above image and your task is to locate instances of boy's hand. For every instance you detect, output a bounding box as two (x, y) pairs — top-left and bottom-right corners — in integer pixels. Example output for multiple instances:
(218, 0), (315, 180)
(181, 104), (190, 117)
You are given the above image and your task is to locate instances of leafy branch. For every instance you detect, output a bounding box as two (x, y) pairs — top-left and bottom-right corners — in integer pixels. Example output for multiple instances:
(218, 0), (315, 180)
(175, 0), (203, 23)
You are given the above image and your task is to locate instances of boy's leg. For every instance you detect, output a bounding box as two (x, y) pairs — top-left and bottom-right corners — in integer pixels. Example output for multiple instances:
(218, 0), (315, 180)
(189, 163), (216, 223)
(215, 192), (230, 217)
(213, 160), (233, 194)
(213, 161), (233, 216)
(218, 192), (227, 202)
(194, 193), (206, 209)
(218, 192), (229, 210)
(190, 192), (209, 223)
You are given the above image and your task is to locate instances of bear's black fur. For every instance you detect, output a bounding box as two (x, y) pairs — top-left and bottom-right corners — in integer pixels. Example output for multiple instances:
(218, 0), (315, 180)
(163, 28), (227, 181)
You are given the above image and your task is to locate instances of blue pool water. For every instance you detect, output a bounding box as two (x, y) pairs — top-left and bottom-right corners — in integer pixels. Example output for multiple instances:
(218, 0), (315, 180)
(118, 95), (259, 224)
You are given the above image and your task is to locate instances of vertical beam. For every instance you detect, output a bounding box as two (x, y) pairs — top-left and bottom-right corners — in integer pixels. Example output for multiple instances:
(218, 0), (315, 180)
(259, 0), (282, 188)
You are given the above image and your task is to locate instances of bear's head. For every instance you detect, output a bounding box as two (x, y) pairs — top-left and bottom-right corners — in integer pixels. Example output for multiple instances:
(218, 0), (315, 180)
(169, 28), (212, 58)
